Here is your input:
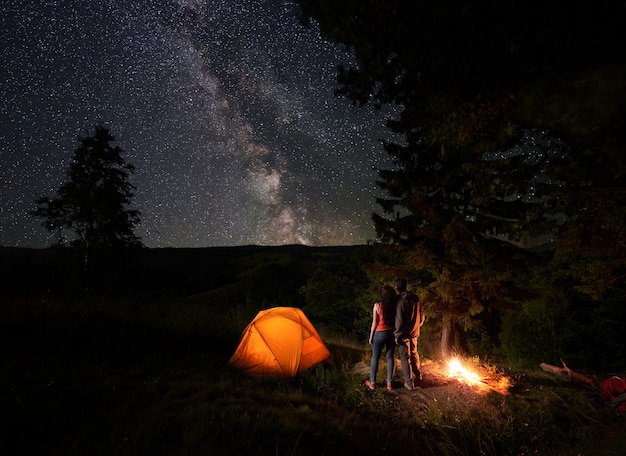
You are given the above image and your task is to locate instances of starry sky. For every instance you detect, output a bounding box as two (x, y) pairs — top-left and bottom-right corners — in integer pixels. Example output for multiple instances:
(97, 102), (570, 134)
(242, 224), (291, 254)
(1, 0), (398, 248)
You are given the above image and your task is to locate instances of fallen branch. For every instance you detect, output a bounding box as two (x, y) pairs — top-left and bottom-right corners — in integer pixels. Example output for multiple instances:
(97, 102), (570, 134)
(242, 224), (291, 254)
(539, 359), (596, 388)
(539, 362), (568, 376)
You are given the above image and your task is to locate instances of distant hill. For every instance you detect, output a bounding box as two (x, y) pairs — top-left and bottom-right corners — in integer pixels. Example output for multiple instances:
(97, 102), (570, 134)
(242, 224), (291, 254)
(0, 245), (366, 301)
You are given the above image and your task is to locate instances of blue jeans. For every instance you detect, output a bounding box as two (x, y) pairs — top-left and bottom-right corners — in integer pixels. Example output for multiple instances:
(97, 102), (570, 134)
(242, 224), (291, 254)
(369, 329), (395, 384)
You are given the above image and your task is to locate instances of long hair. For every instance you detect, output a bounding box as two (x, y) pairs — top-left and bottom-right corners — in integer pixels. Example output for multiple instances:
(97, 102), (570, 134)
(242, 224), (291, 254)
(380, 284), (397, 324)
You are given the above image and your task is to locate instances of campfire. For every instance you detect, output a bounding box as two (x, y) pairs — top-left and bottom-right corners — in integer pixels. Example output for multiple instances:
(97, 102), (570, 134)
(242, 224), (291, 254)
(445, 357), (511, 394)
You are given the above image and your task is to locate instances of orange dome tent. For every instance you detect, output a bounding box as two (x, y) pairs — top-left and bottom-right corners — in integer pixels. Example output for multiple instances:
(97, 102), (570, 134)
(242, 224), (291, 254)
(229, 307), (330, 378)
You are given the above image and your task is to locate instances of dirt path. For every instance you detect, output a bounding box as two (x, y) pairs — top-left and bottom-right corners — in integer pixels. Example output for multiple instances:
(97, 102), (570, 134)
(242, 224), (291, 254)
(355, 358), (512, 415)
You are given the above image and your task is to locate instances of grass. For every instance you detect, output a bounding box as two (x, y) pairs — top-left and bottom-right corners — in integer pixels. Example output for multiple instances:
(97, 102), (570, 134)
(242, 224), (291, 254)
(1, 294), (625, 455)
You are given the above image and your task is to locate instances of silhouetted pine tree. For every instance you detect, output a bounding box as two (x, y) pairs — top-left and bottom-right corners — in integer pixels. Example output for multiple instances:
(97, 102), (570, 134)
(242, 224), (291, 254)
(32, 125), (141, 291)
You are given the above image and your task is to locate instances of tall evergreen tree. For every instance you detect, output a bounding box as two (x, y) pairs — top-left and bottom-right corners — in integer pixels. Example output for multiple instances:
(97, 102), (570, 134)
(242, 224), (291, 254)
(33, 125), (141, 248)
(32, 125), (141, 288)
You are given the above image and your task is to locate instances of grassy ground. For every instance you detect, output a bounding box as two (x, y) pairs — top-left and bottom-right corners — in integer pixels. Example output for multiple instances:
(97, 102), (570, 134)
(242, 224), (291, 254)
(1, 294), (625, 455)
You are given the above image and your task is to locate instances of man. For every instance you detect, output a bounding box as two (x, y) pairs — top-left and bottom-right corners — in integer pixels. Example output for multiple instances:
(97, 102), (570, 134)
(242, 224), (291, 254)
(394, 278), (425, 390)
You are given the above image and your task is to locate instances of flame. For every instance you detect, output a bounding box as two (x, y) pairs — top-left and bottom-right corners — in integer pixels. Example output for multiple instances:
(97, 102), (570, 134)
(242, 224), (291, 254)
(435, 357), (511, 394)
(447, 357), (484, 387)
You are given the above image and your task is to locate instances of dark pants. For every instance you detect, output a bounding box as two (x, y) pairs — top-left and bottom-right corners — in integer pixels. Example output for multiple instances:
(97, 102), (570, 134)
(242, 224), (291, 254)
(398, 337), (420, 384)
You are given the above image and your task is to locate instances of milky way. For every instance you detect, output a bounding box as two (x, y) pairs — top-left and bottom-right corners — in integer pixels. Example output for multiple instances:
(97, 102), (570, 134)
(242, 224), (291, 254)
(1, 0), (397, 248)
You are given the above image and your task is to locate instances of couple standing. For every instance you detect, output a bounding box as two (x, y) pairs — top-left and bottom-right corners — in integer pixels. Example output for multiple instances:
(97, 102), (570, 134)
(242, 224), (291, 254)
(365, 278), (425, 391)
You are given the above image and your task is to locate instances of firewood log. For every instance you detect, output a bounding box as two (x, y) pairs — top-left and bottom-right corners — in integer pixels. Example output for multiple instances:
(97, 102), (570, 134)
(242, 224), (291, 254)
(540, 362), (568, 376)
(539, 359), (596, 388)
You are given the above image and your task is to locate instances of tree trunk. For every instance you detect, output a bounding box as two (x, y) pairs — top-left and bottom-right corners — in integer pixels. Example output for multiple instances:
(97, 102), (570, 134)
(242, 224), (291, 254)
(441, 311), (456, 358)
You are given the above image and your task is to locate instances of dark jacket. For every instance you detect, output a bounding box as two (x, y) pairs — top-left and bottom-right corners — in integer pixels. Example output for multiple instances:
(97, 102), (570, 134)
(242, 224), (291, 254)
(394, 291), (424, 341)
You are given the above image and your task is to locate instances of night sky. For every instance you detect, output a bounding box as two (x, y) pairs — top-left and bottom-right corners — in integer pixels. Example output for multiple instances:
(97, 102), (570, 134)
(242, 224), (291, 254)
(1, 0), (398, 248)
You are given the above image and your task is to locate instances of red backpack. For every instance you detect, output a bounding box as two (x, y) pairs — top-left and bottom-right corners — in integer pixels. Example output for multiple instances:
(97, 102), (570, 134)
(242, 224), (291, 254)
(599, 376), (626, 410)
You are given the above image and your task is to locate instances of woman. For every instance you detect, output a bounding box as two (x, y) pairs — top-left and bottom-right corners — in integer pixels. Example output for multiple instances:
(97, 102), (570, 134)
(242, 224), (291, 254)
(365, 284), (397, 391)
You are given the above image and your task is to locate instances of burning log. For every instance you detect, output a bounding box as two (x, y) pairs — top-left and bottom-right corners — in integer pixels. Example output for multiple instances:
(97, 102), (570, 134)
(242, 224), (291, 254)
(539, 359), (596, 388)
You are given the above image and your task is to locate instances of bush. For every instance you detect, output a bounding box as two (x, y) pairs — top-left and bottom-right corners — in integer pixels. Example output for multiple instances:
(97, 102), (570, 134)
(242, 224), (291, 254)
(500, 265), (626, 371)
(301, 258), (371, 338)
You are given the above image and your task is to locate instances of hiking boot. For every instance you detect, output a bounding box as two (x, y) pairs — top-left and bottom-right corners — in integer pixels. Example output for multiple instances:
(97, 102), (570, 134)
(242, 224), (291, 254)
(365, 379), (375, 390)
(386, 381), (393, 391)
(404, 382), (413, 391)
